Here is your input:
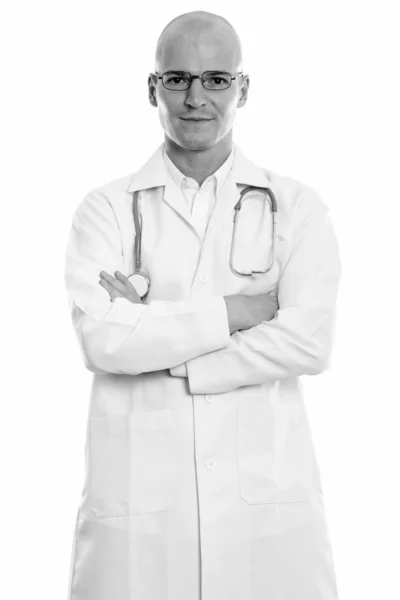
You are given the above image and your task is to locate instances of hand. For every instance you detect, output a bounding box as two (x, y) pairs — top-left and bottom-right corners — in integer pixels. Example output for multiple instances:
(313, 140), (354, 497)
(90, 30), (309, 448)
(99, 271), (143, 304)
(224, 292), (279, 334)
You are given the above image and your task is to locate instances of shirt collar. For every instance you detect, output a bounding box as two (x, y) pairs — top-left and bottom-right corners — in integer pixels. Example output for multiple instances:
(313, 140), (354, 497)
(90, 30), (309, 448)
(162, 147), (235, 196)
(127, 141), (272, 194)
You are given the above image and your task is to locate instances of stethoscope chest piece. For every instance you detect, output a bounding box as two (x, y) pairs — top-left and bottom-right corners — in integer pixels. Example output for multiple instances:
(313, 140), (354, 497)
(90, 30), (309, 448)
(128, 271), (150, 299)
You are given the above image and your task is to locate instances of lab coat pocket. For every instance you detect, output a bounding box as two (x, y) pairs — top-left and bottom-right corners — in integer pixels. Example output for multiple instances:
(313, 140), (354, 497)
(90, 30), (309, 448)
(237, 403), (318, 504)
(89, 409), (173, 518)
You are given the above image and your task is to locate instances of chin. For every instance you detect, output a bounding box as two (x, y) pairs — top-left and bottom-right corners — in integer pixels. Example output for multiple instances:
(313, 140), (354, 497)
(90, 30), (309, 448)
(174, 133), (218, 152)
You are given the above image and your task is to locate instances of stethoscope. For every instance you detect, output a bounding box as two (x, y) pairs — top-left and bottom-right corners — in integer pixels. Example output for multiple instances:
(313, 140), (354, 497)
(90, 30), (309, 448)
(127, 185), (278, 299)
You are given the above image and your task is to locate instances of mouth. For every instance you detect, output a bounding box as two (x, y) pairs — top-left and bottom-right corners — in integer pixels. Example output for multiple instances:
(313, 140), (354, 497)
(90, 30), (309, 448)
(181, 118), (213, 122)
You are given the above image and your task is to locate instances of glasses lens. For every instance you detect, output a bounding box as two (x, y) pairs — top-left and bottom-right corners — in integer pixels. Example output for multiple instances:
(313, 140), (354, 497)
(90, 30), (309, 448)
(203, 72), (231, 90)
(162, 72), (191, 90)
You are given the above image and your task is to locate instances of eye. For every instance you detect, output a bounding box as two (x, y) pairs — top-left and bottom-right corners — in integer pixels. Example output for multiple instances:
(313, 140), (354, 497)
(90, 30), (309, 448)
(165, 75), (183, 84)
(212, 76), (228, 85)
(203, 73), (231, 89)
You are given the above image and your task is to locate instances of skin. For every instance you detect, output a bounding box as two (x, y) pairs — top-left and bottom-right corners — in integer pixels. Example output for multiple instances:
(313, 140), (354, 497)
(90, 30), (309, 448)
(99, 270), (142, 304)
(99, 11), (279, 328)
(148, 11), (249, 186)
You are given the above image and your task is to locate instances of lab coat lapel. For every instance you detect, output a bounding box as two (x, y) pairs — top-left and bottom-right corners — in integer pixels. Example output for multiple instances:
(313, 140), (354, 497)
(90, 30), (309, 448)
(127, 143), (199, 233)
(163, 179), (197, 232)
(204, 177), (241, 242)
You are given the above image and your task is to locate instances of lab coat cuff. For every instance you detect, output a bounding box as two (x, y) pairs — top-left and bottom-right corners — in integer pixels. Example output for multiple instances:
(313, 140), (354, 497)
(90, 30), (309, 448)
(169, 363), (188, 377)
(102, 296), (147, 326)
(182, 296), (231, 385)
(209, 295), (231, 347)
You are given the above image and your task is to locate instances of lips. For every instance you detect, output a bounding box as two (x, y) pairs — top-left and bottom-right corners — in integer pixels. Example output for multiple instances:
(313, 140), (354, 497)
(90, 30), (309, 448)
(181, 118), (212, 121)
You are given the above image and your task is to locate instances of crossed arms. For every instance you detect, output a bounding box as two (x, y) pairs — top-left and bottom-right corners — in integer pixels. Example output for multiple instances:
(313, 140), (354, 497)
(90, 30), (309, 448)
(64, 186), (341, 393)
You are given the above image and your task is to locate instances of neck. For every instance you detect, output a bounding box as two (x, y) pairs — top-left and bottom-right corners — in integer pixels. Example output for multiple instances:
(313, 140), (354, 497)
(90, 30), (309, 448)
(164, 132), (233, 187)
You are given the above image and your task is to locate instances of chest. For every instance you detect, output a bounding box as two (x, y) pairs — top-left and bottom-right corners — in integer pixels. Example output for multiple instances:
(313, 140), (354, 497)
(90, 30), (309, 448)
(116, 186), (292, 303)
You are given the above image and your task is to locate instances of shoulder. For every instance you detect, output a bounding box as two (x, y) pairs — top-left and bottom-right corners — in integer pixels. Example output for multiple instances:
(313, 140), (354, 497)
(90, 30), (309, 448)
(70, 171), (135, 225)
(264, 167), (328, 210)
(236, 145), (330, 220)
(93, 171), (136, 197)
(260, 166), (331, 230)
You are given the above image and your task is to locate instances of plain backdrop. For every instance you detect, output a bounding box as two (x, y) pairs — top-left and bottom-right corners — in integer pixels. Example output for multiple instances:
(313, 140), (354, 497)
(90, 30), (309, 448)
(1, 1), (399, 599)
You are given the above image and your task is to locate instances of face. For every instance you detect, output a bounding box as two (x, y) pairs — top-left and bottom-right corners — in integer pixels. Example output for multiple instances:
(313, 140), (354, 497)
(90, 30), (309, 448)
(148, 29), (249, 151)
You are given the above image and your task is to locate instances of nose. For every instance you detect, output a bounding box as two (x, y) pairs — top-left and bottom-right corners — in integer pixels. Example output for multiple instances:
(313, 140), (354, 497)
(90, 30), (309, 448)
(184, 78), (207, 109)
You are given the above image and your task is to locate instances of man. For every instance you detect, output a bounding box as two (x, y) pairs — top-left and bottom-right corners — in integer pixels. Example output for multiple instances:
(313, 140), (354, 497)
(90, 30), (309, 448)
(64, 10), (341, 600)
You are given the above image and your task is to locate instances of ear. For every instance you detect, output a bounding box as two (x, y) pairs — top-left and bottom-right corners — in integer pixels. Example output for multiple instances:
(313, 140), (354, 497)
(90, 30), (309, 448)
(237, 75), (250, 108)
(148, 73), (158, 107)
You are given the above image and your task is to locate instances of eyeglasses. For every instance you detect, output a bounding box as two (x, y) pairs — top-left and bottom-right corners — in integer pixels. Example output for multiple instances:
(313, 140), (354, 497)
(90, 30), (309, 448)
(155, 70), (243, 91)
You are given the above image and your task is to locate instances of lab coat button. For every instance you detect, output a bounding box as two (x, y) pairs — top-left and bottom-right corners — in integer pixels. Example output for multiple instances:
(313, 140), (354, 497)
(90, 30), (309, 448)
(205, 458), (216, 470)
(205, 394), (214, 403)
(199, 274), (208, 283)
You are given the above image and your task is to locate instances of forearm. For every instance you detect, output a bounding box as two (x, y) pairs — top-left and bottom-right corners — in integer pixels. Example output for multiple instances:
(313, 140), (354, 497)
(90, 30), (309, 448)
(169, 292), (276, 377)
(184, 304), (338, 394)
(72, 295), (231, 375)
(64, 190), (232, 376)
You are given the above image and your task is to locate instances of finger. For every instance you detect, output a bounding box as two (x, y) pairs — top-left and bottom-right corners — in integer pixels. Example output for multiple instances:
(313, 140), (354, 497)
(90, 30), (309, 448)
(99, 278), (114, 292)
(99, 278), (118, 300)
(100, 271), (140, 303)
(100, 270), (127, 281)
(114, 271), (137, 292)
(115, 271), (141, 299)
(114, 271), (128, 280)
(100, 271), (124, 285)
(99, 272), (127, 296)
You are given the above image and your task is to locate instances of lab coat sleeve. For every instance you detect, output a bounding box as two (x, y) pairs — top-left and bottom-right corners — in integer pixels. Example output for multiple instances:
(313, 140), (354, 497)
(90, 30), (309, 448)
(175, 185), (342, 394)
(64, 189), (231, 375)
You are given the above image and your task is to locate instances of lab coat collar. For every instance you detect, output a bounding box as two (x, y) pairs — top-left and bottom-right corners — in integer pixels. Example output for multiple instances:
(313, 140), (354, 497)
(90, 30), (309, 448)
(126, 141), (272, 193)
(126, 141), (273, 239)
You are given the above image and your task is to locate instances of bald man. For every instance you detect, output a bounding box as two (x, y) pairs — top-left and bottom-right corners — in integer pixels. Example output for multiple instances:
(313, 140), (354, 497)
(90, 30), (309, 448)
(65, 10), (341, 600)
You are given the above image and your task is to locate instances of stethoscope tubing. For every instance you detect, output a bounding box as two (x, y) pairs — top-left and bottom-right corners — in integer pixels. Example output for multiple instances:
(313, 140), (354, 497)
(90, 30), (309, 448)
(129, 184), (278, 290)
(230, 186), (277, 276)
(132, 191), (142, 272)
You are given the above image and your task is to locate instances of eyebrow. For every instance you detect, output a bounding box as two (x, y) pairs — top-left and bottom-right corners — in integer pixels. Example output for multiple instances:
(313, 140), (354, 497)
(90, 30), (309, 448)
(162, 69), (231, 73)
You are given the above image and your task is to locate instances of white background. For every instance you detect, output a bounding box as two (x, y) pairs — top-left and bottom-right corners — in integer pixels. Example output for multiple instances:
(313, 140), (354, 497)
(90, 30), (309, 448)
(1, 1), (399, 598)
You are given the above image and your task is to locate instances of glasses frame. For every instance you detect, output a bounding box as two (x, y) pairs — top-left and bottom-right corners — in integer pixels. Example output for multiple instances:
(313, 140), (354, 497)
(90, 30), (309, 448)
(154, 70), (244, 91)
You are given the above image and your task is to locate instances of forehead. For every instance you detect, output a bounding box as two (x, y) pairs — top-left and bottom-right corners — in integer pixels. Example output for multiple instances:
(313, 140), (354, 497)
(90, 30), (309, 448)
(159, 30), (238, 72)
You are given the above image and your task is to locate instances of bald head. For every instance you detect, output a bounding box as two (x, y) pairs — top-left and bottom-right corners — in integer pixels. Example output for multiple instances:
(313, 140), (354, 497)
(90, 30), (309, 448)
(155, 10), (243, 73)
(150, 11), (249, 155)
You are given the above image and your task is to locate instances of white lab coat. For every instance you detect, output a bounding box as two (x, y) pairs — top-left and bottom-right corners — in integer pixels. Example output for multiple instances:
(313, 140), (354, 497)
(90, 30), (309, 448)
(64, 141), (342, 600)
